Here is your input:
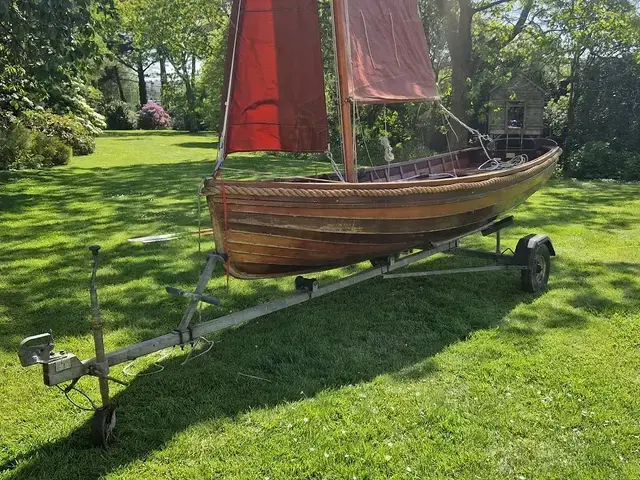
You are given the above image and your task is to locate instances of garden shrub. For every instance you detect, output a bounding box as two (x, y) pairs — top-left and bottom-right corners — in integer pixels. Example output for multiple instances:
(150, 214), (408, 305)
(68, 132), (95, 156)
(566, 142), (615, 179)
(100, 100), (137, 130)
(23, 110), (96, 155)
(31, 131), (72, 167)
(138, 102), (172, 130)
(0, 122), (31, 170)
(567, 141), (640, 181)
(620, 151), (640, 181)
(168, 109), (186, 131)
(55, 82), (106, 135)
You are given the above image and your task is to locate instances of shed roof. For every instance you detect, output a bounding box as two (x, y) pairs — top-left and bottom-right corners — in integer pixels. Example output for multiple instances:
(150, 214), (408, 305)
(489, 75), (547, 96)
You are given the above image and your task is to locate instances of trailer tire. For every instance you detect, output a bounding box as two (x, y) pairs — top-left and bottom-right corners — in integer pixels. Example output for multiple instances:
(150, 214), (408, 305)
(521, 243), (551, 293)
(295, 276), (319, 292)
(370, 253), (400, 268)
(91, 405), (116, 448)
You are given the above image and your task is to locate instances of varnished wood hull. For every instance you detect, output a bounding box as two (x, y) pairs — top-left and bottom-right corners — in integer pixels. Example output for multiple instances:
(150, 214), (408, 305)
(203, 147), (561, 279)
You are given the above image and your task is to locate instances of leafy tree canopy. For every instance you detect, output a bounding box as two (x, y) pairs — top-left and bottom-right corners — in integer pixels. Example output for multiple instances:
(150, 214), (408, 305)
(0, 0), (113, 122)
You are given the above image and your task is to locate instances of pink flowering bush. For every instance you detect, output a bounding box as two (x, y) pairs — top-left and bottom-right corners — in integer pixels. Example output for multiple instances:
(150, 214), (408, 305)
(137, 102), (172, 130)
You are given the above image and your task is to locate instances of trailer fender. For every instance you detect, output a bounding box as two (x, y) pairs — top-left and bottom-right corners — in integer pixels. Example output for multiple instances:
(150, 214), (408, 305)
(513, 234), (555, 266)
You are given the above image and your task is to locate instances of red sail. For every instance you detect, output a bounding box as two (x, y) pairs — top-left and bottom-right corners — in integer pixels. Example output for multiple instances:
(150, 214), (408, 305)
(221, 0), (329, 155)
(344, 0), (438, 104)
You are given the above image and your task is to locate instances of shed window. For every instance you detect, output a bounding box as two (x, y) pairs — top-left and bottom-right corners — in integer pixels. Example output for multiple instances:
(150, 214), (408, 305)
(506, 101), (525, 129)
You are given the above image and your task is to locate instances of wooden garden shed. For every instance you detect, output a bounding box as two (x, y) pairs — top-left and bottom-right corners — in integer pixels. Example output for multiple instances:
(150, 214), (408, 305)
(488, 76), (546, 137)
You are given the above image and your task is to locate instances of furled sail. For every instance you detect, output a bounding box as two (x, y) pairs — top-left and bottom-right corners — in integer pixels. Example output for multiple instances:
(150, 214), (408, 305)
(342, 0), (438, 104)
(220, 0), (329, 155)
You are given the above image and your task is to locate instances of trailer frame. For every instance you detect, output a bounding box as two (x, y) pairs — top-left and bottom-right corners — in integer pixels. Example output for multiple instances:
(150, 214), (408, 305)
(17, 215), (554, 447)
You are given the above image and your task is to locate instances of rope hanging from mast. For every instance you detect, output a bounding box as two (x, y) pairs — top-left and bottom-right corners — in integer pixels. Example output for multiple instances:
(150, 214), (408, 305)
(214, 0), (244, 176)
(437, 102), (501, 165)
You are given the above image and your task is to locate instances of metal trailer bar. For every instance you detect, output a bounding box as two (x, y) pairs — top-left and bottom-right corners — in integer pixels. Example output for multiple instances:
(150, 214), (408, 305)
(43, 238), (461, 385)
(18, 215), (560, 447)
(383, 264), (523, 279)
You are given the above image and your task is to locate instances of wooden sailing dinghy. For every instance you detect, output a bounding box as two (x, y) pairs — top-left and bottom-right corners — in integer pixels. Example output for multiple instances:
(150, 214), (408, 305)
(204, 0), (561, 279)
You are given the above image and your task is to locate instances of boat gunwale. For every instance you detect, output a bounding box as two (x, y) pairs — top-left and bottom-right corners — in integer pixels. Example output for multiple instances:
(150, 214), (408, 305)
(213, 156), (558, 210)
(220, 159), (557, 222)
(204, 146), (561, 192)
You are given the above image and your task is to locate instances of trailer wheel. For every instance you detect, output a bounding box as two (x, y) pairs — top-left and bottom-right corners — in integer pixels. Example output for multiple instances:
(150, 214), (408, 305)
(91, 405), (116, 448)
(295, 276), (319, 292)
(370, 253), (400, 268)
(521, 243), (551, 293)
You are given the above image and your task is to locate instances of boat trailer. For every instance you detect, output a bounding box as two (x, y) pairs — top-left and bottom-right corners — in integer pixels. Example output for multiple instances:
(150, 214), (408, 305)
(17, 216), (554, 447)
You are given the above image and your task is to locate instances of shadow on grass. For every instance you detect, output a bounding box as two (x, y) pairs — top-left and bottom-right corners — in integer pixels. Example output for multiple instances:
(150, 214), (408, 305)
(175, 141), (220, 149)
(1, 261), (537, 479)
(99, 131), (211, 139)
(4, 252), (640, 479)
(515, 178), (640, 232)
(0, 155), (326, 352)
(2, 148), (640, 478)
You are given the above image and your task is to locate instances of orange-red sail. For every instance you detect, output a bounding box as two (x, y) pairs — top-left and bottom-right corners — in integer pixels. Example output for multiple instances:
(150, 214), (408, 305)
(343, 0), (438, 104)
(221, 0), (329, 155)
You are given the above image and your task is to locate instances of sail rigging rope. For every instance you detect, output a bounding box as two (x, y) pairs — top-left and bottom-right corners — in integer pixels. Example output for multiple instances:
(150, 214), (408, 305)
(329, 0), (348, 183)
(327, 150), (346, 182)
(437, 102), (500, 165)
(355, 104), (384, 181)
(214, 0), (244, 176)
(478, 154), (529, 171)
(221, 182), (231, 285)
(441, 113), (458, 178)
(438, 103), (492, 143)
(353, 100), (358, 171)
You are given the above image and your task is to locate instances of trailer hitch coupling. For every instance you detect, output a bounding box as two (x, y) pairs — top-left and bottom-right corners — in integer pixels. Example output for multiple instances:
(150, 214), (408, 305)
(18, 333), (54, 367)
(19, 332), (85, 386)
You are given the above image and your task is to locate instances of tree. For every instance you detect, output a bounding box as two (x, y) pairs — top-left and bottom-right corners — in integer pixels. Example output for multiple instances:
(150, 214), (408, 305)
(433, 0), (536, 147)
(539, 0), (640, 148)
(102, 4), (155, 107)
(0, 0), (111, 119)
(571, 54), (640, 152)
(118, 0), (226, 131)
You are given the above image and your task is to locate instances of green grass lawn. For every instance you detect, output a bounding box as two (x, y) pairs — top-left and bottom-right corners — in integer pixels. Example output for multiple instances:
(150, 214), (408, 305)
(1, 131), (640, 479)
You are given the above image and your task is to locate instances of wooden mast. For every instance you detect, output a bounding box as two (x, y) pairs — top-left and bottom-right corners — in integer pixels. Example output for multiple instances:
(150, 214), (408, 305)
(332, 0), (357, 183)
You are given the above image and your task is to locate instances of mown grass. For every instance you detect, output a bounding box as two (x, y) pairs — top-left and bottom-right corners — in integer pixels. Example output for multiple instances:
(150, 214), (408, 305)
(1, 130), (639, 479)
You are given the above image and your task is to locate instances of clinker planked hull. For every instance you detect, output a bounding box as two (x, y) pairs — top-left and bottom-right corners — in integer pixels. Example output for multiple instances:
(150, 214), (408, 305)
(204, 147), (561, 279)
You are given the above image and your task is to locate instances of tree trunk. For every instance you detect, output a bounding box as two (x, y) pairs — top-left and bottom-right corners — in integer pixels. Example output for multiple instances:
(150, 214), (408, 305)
(563, 51), (582, 160)
(183, 55), (199, 132)
(136, 59), (148, 107)
(113, 66), (126, 102)
(437, 0), (474, 149)
(185, 78), (198, 132)
(159, 56), (167, 104)
(566, 53), (580, 138)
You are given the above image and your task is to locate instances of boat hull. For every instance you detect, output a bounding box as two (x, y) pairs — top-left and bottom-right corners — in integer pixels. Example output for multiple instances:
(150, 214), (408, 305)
(203, 147), (561, 279)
